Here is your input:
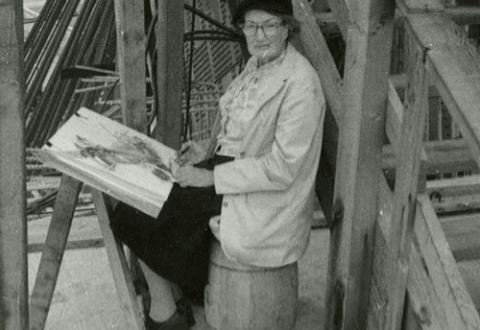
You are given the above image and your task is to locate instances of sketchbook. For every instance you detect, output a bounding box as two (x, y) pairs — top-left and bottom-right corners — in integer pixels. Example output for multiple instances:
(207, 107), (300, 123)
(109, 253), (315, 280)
(35, 107), (178, 218)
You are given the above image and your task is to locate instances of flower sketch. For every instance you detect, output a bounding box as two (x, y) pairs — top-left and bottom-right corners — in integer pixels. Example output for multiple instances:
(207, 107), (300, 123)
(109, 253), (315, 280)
(73, 133), (174, 182)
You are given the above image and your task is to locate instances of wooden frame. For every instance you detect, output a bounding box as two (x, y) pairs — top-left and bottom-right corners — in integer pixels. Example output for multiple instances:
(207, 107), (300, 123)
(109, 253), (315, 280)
(296, 0), (480, 329)
(4, 0), (480, 328)
(385, 30), (430, 330)
(0, 1), (28, 329)
(154, 0), (184, 149)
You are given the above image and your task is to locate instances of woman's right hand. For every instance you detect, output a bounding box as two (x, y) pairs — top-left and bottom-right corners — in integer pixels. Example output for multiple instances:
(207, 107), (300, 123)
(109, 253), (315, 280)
(177, 140), (206, 166)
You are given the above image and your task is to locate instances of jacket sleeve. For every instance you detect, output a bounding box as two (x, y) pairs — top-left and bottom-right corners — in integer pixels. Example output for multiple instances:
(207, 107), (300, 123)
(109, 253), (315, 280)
(213, 73), (325, 194)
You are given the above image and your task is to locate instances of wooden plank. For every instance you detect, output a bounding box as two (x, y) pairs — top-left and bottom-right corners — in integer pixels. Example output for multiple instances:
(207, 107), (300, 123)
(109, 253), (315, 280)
(404, 247), (450, 330)
(324, 0), (429, 162)
(28, 238), (104, 253)
(415, 194), (480, 329)
(0, 1), (28, 329)
(369, 181), (393, 329)
(153, 0), (184, 149)
(293, 0), (344, 223)
(92, 190), (145, 330)
(328, 6), (480, 29)
(384, 79), (429, 163)
(431, 195), (480, 215)
(375, 201), (450, 330)
(446, 6), (480, 25)
(295, 2), (480, 328)
(113, 0), (147, 132)
(406, 14), (480, 170)
(426, 175), (480, 198)
(323, 1), (396, 329)
(371, 176), (479, 330)
(293, 0), (343, 120)
(29, 175), (82, 330)
(383, 139), (477, 177)
(28, 215), (104, 253)
(385, 81), (405, 151)
(396, 0), (444, 13)
(385, 31), (430, 330)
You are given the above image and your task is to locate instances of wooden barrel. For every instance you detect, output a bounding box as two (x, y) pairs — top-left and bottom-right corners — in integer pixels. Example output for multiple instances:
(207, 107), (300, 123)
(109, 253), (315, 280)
(204, 239), (299, 330)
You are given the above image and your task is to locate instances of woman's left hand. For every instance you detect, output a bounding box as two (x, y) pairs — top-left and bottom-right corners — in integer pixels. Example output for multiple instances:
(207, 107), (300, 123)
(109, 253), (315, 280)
(175, 165), (214, 188)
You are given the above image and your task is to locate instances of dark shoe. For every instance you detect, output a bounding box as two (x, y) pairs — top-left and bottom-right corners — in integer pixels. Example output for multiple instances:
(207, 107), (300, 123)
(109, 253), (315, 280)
(145, 310), (190, 330)
(176, 298), (195, 326)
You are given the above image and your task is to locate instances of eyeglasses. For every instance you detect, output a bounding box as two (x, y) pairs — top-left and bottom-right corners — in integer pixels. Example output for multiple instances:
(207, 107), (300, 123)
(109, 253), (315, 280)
(239, 21), (286, 37)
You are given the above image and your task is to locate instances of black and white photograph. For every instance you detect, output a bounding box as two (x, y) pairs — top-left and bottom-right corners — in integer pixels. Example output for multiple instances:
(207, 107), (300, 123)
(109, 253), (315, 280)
(2, 0), (480, 330)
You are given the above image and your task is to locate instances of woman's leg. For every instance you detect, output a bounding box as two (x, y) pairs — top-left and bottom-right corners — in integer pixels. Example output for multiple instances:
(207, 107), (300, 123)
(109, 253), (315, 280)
(139, 260), (176, 322)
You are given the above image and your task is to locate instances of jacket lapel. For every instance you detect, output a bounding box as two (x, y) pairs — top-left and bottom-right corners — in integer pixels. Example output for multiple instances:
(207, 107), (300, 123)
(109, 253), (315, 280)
(248, 44), (297, 113)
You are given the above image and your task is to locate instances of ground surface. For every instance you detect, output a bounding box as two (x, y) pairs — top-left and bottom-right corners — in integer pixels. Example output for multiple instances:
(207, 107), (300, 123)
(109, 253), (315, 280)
(28, 213), (480, 329)
(28, 214), (328, 330)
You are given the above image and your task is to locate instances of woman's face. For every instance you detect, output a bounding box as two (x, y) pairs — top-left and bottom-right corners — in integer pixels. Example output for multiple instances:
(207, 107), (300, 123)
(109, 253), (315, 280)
(241, 10), (289, 65)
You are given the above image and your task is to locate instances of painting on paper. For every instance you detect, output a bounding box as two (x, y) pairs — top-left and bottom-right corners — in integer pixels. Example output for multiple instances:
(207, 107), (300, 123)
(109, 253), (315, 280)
(35, 107), (179, 217)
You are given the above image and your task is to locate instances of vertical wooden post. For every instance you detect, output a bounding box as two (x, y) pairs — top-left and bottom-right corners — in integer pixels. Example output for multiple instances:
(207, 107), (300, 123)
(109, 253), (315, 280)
(0, 1), (28, 329)
(154, 0), (184, 149)
(114, 0), (147, 132)
(385, 31), (430, 330)
(324, 1), (396, 329)
(110, 3), (149, 327)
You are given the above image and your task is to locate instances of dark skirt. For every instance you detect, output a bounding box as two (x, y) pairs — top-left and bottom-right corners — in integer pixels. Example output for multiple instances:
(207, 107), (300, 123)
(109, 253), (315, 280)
(110, 155), (233, 299)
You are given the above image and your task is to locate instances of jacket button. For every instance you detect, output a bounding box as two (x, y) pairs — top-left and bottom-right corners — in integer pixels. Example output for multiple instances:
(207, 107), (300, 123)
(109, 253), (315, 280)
(223, 202), (228, 207)
(240, 152), (245, 156)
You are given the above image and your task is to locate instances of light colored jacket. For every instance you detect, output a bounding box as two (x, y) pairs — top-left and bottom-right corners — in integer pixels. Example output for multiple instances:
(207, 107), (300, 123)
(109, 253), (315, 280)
(213, 44), (326, 267)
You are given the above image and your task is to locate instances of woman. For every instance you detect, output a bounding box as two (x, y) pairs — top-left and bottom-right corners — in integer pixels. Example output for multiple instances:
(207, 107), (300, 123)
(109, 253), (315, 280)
(111, 0), (326, 329)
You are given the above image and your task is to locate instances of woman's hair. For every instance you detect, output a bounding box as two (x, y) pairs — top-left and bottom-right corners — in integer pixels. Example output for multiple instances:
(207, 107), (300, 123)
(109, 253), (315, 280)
(277, 14), (301, 38)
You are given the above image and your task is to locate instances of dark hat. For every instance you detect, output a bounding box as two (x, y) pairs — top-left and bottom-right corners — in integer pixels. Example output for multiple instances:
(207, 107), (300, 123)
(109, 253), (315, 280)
(232, 0), (293, 26)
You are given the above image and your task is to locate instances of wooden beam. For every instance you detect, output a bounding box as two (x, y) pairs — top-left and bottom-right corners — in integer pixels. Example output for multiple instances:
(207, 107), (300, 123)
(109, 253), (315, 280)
(406, 14), (480, 171)
(0, 1), (28, 329)
(293, 0), (343, 119)
(324, 1), (428, 161)
(384, 79), (428, 163)
(314, 6), (480, 41)
(28, 238), (104, 253)
(404, 247), (450, 330)
(371, 176), (480, 329)
(446, 6), (480, 25)
(293, 0), (344, 223)
(383, 139), (477, 177)
(324, 1), (396, 329)
(92, 190), (145, 330)
(29, 176), (82, 330)
(396, 0), (444, 13)
(426, 175), (480, 197)
(292, 2), (480, 328)
(385, 32), (430, 330)
(153, 0), (184, 149)
(415, 194), (480, 329)
(114, 0), (147, 132)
